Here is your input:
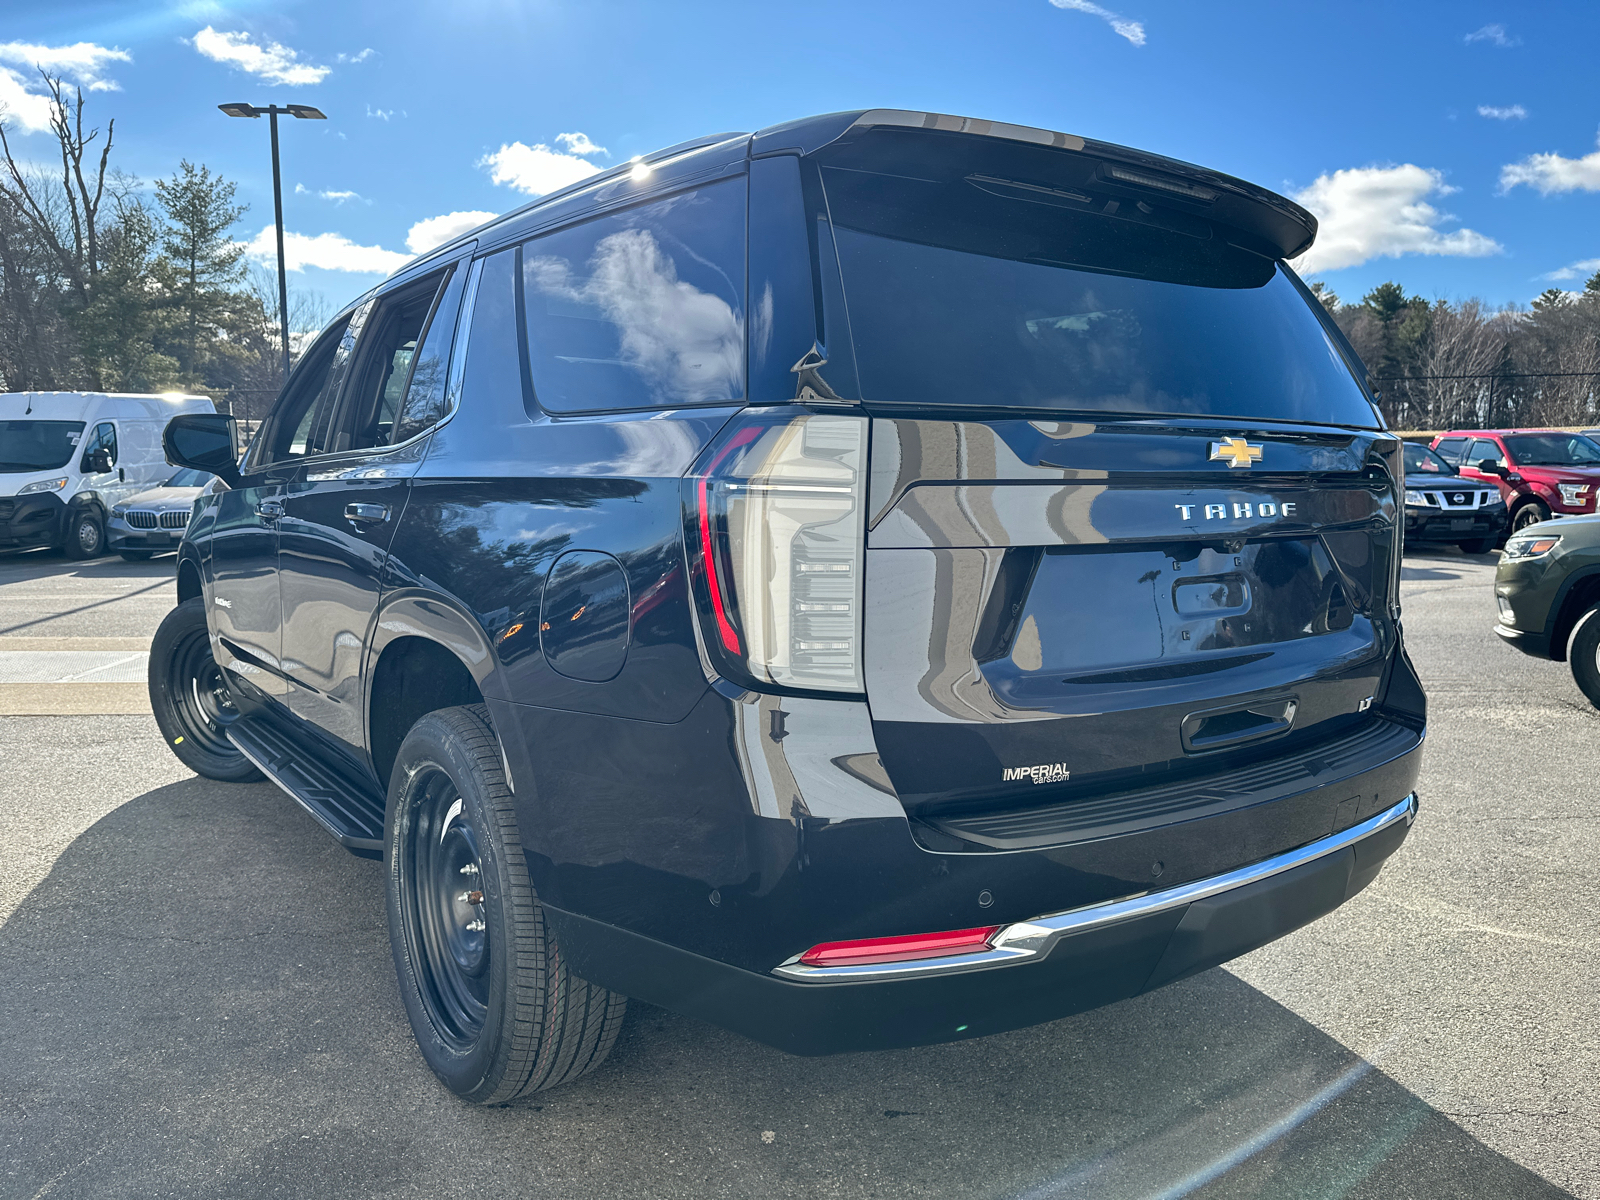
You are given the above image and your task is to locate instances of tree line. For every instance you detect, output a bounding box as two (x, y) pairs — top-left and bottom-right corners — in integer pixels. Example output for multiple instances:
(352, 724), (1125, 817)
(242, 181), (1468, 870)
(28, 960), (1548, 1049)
(0, 77), (323, 417)
(1311, 274), (1600, 432)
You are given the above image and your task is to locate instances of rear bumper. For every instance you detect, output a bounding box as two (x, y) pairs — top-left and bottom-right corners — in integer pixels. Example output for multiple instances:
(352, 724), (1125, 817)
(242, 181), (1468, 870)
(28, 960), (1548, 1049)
(548, 794), (1418, 1055)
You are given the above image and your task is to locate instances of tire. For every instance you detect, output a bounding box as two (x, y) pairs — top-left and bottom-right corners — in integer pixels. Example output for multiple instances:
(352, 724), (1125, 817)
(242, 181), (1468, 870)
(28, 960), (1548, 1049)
(1570, 606), (1600, 711)
(386, 704), (626, 1104)
(64, 508), (105, 559)
(120, 549), (155, 562)
(1458, 536), (1497, 554)
(1511, 501), (1551, 534)
(147, 597), (264, 782)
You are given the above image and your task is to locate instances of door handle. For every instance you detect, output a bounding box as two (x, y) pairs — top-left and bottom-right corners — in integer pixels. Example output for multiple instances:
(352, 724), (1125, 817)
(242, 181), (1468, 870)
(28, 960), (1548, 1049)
(345, 502), (391, 524)
(255, 499), (285, 520)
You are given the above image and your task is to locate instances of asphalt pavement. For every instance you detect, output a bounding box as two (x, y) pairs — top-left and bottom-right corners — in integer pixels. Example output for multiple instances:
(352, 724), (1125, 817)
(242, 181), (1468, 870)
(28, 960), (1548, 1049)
(0, 544), (1595, 1199)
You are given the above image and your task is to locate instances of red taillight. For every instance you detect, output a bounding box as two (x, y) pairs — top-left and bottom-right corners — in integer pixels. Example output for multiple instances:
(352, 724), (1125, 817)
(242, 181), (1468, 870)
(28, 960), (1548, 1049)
(796, 925), (1001, 968)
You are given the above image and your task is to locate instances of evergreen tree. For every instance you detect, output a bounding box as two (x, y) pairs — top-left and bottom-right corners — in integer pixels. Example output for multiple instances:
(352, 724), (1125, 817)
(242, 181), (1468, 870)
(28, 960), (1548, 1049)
(154, 160), (247, 382)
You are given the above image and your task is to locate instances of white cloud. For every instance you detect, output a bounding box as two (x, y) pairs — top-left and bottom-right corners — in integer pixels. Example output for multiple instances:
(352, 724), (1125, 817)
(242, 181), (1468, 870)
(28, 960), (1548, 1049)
(406, 210), (497, 255)
(293, 184), (365, 204)
(366, 104), (396, 121)
(479, 137), (607, 196)
(1543, 256), (1600, 282)
(192, 27), (329, 86)
(1290, 164), (1502, 274)
(1048, 0), (1145, 46)
(335, 48), (375, 64)
(555, 131), (607, 157)
(1465, 23), (1519, 47)
(243, 225), (408, 274)
(0, 69), (56, 133)
(1500, 130), (1600, 194)
(0, 40), (130, 91)
(1478, 104), (1527, 120)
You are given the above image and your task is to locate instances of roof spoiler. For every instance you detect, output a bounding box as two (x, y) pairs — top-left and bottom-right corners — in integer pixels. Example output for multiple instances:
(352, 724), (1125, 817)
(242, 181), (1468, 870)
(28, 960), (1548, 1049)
(749, 109), (1317, 261)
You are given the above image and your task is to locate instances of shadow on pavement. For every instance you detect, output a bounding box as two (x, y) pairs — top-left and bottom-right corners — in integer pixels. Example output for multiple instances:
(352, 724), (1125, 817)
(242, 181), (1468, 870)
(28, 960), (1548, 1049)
(0, 778), (1573, 1200)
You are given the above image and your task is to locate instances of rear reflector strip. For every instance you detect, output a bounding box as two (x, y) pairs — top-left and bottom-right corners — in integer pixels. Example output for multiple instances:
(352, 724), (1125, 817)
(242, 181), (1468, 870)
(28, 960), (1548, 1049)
(797, 926), (1001, 968)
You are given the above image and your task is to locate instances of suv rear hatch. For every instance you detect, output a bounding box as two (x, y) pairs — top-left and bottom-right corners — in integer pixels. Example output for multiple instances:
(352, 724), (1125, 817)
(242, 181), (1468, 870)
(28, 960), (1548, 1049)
(810, 124), (1406, 839)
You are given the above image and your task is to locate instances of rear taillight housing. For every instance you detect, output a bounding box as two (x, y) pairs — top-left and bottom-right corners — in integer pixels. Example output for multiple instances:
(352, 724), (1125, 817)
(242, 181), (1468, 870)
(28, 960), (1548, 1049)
(685, 409), (868, 694)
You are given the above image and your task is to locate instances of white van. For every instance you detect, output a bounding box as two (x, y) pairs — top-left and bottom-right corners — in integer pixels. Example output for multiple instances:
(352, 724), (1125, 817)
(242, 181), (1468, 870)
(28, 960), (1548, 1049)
(0, 392), (215, 559)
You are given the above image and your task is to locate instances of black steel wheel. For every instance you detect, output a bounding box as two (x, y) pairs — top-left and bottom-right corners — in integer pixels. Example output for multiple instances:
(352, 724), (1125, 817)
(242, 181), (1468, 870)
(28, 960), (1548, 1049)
(386, 704), (626, 1103)
(1511, 501), (1551, 534)
(148, 597), (263, 782)
(64, 509), (105, 559)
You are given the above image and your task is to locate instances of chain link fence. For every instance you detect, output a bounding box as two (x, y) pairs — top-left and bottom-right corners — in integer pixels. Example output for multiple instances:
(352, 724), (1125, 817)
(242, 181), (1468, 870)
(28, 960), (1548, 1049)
(1374, 371), (1600, 433)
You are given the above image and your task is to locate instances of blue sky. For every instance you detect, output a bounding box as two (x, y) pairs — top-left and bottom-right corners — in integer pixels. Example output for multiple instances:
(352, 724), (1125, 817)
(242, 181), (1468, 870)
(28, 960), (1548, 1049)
(4, 0), (1598, 319)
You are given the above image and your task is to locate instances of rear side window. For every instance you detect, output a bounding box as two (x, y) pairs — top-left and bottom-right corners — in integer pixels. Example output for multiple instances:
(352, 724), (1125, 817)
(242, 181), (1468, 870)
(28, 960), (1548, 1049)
(817, 137), (1380, 428)
(1434, 437), (1468, 463)
(340, 270), (452, 452)
(519, 179), (746, 413)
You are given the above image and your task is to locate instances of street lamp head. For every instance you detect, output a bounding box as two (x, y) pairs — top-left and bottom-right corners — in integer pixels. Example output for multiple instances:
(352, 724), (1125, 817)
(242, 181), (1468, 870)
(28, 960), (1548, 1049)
(286, 105), (327, 120)
(218, 102), (261, 118)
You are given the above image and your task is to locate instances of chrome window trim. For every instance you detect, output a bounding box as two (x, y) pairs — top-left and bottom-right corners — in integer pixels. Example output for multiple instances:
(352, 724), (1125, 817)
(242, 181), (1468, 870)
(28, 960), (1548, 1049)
(772, 793), (1418, 984)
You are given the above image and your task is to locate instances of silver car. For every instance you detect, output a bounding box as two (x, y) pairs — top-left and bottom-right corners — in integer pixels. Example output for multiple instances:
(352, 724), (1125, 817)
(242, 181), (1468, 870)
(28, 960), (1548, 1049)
(107, 468), (212, 561)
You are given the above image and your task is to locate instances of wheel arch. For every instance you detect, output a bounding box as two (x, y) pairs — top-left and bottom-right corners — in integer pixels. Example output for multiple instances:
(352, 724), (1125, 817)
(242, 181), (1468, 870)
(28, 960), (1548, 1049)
(175, 552), (204, 604)
(364, 591), (503, 792)
(1547, 566), (1600, 663)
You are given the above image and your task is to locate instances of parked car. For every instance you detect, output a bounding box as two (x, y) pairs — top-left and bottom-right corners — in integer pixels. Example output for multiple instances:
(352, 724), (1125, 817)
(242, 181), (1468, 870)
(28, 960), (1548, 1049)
(1432, 429), (1600, 535)
(1494, 515), (1600, 705)
(107, 467), (214, 561)
(150, 109), (1424, 1102)
(1400, 442), (1506, 553)
(0, 391), (215, 558)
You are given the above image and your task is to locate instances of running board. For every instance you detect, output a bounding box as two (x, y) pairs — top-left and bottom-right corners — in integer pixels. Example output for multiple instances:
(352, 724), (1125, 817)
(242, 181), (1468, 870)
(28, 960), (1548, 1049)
(228, 715), (386, 859)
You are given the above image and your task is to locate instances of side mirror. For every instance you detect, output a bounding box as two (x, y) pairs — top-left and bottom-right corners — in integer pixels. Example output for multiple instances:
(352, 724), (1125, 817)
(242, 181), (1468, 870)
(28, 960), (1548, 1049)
(1477, 459), (1506, 476)
(164, 413), (242, 489)
(83, 447), (113, 474)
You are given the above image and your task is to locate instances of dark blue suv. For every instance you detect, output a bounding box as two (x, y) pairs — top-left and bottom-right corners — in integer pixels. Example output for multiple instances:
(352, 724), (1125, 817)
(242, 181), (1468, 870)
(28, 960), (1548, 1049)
(152, 109), (1424, 1103)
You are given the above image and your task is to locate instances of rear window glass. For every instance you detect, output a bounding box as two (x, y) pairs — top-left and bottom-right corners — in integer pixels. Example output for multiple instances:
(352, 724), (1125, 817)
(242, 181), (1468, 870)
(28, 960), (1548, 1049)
(520, 179), (745, 413)
(821, 162), (1379, 428)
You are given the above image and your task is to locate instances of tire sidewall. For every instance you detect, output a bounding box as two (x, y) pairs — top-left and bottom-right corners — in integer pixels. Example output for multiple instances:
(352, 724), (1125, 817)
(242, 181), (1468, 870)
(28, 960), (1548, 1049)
(66, 508), (104, 559)
(1569, 606), (1600, 709)
(1512, 501), (1551, 534)
(385, 713), (520, 1102)
(148, 597), (261, 782)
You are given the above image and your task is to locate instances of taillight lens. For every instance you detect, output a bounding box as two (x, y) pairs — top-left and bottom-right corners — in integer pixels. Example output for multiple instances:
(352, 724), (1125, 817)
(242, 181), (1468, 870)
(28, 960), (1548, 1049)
(797, 926), (1001, 968)
(686, 409), (868, 693)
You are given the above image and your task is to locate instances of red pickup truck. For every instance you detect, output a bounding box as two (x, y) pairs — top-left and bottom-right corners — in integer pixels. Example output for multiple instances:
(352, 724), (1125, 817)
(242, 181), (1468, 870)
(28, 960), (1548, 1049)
(1431, 430), (1600, 535)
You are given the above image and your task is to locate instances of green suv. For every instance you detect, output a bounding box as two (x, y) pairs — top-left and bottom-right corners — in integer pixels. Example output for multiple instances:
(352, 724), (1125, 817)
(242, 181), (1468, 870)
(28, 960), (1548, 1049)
(1495, 516), (1600, 704)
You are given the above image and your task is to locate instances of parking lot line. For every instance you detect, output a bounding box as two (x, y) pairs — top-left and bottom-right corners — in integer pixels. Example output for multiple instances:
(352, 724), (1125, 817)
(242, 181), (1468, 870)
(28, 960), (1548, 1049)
(0, 681), (149, 715)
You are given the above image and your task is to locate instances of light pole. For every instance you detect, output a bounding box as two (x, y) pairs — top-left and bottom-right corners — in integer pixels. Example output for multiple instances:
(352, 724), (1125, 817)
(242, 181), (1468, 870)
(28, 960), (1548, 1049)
(219, 102), (327, 384)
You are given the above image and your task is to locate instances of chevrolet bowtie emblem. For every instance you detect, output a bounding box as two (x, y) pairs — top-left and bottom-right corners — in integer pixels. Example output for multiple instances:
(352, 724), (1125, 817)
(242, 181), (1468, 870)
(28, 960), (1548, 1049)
(1210, 438), (1264, 469)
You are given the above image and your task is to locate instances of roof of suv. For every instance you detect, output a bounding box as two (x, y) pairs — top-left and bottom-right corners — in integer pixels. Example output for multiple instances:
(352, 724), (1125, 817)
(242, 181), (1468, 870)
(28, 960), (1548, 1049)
(393, 108), (1320, 283)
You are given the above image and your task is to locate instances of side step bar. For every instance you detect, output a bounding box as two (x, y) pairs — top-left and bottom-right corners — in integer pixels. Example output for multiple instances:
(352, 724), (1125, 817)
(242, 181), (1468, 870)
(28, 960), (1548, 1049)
(228, 715), (386, 858)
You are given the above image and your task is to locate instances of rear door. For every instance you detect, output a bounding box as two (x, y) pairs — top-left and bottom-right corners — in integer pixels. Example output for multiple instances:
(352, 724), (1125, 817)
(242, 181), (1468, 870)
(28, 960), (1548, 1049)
(276, 264), (466, 763)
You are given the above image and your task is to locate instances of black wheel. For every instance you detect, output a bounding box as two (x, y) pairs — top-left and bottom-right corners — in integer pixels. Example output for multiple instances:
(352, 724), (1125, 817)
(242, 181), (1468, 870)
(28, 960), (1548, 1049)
(1570, 606), (1600, 711)
(386, 704), (626, 1103)
(64, 509), (105, 559)
(120, 549), (155, 562)
(1458, 536), (1497, 554)
(1511, 501), (1551, 534)
(148, 597), (263, 782)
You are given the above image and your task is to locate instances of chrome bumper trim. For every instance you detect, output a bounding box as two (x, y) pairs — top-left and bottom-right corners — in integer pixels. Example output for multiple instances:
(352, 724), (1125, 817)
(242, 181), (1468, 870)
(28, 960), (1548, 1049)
(773, 792), (1418, 984)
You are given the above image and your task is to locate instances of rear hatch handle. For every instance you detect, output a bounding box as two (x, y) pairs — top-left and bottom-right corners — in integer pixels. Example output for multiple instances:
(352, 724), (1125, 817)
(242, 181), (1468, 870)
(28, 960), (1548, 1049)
(1181, 695), (1298, 754)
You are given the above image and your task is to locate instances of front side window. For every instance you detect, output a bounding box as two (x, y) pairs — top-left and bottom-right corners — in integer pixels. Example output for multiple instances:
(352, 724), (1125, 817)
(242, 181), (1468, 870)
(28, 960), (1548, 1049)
(80, 422), (117, 471)
(1503, 433), (1600, 466)
(1403, 444), (1456, 475)
(256, 315), (355, 467)
(520, 179), (746, 413)
(341, 272), (450, 452)
(1468, 439), (1504, 468)
(0, 421), (85, 473)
